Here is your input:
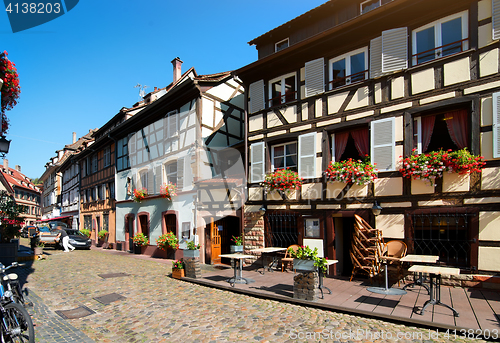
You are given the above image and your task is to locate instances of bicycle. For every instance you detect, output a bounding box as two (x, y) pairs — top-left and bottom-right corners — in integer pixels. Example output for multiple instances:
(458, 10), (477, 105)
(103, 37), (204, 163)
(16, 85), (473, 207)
(0, 263), (28, 308)
(0, 278), (34, 342)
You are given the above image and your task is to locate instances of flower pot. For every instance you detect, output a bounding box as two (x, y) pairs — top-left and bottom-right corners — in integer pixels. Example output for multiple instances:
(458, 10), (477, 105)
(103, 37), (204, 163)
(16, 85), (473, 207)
(133, 244), (143, 254)
(172, 268), (185, 279)
(230, 245), (243, 253)
(34, 247), (43, 255)
(183, 249), (200, 259)
(293, 259), (316, 272)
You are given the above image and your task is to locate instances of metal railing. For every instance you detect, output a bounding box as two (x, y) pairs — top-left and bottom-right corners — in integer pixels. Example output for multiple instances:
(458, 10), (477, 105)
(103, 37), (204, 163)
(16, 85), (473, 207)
(329, 69), (368, 90)
(265, 211), (299, 248)
(412, 38), (469, 66)
(410, 211), (474, 268)
(268, 91), (298, 108)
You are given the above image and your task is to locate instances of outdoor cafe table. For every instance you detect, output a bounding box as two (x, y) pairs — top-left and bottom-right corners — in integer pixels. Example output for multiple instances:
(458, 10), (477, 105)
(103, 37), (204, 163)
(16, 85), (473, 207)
(218, 253), (255, 287)
(367, 256), (407, 296)
(408, 265), (460, 317)
(318, 259), (338, 299)
(249, 247), (287, 274)
(401, 254), (439, 294)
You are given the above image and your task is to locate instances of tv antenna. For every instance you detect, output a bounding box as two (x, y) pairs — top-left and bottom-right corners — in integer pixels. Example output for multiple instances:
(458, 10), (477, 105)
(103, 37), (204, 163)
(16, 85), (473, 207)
(134, 84), (149, 101)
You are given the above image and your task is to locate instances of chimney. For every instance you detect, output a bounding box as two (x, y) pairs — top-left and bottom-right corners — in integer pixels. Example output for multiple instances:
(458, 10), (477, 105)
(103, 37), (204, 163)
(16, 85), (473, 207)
(154, 87), (157, 91)
(73, 132), (77, 144)
(3, 158), (8, 170)
(15, 165), (21, 172)
(171, 57), (183, 83)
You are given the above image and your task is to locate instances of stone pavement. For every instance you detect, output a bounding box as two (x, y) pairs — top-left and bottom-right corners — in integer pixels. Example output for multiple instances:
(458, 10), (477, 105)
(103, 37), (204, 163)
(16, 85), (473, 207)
(16, 241), (486, 342)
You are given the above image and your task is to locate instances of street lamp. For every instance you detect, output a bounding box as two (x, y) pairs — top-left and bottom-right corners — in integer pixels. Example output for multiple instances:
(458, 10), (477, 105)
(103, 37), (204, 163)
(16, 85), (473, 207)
(371, 201), (382, 216)
(0, 136), (11, 157)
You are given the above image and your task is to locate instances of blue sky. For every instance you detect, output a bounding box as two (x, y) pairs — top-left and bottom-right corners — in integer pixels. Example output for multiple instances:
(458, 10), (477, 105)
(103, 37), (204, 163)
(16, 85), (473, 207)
(1, 0), (327, 179)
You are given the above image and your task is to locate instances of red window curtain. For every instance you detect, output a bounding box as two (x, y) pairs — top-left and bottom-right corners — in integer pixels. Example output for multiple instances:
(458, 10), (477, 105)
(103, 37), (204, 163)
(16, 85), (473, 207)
(445, 109), (469, 149)
(334, 132), (349, 161)
(421, 115), (435, 152)
(350, 128), (369, 157)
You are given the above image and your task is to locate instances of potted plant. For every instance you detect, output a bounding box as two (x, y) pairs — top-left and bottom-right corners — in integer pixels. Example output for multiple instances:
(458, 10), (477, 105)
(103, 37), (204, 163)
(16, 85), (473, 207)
(34, 241), (44, 255)
(183, 240), (200, 258)
(80, 229), (91, 238)
(0, 191), (23, 265)
(0, 50), (21, 135)
(288, 245), (327, 272)
(324, 156), (378, 185)
(262, 168), (303, 198)
(230, 234), (243, 253)
(160, 182), (177, 201)
(156, 231), (179, 259)
(132, 188), (148, 203)
(132, 233), (149, 254)
(97, 230), (108, 246)
(171, 259), (185, 279)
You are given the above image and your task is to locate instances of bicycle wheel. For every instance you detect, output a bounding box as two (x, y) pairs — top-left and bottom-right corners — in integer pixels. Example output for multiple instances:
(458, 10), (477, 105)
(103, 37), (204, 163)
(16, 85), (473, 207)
(2, 302), (34, 343)
(10, 285), (25, 307)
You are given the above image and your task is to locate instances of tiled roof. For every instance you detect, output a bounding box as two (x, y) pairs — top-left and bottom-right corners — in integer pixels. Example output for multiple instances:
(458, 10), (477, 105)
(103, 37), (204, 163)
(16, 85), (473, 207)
(195, 71), (232, 82)
(0, 164), (41, 193)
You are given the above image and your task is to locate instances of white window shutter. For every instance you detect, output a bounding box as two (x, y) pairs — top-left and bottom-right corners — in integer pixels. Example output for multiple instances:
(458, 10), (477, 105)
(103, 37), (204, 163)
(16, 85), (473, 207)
(331, 134), (336, 162)
(371, 117), (396, 171)
(298, 133), (316, 178)
(305, 58), (325, 97)
(147, 168), (154, 194)
(177, 157), (185, 190)
(370, 36), (383, 79)
(494, 0), (500, 40)
(183, 156), (193, 189)
(136, 172), (142, 189)
(168, 111), (178, 137)
(155, 165), (162, 194)
(250, 142), (265, 183)
(382, 28), (408, 73)
(129, 134), (136, 154)
(249, 80), (265, 114)
(493, 92), (500, 158)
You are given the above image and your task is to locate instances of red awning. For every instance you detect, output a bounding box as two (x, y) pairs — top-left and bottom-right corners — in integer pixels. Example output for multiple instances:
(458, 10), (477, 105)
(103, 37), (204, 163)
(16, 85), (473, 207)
(38, 216), (72, 222)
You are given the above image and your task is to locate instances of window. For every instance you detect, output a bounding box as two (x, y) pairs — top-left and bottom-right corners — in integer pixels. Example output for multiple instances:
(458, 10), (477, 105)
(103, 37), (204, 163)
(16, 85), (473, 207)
(103, 214), (109, 232)
(412, 11), (468, 65)
(116, 137), (130, 171)
(109, 182), (115, 199)
(272, 142), (297, 172)
(84, 215), (92, 231)
(360, 0), (380, 14)
(331, 127), (369, 162)
(166, 163), (177, 185)
(329, 47), (368, 89)
(91, 154), (98, 174)
(268, 72), (297, 107)
(275, 38), (289, 52)
(98, 184), (104, 201)
(413, 109), (469, 154)
(103, 147), (111, 167)
(139, 169), (148, 190)
(305, 218), (320, 238)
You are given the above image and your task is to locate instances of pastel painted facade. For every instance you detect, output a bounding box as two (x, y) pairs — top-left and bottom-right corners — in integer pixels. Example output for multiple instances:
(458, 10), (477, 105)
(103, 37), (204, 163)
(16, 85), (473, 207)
(236, 0), (500, 275)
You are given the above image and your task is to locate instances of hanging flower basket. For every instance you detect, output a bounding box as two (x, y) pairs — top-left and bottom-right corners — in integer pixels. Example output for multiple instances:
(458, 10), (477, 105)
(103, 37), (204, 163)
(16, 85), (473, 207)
(262, 169), (303, 195)
(324, 156), (378, 185)
(160, 182), (177, 201)
(132, 188), (148, 202)
(0, 51), (21, 135)
(399, 148), (485, 185)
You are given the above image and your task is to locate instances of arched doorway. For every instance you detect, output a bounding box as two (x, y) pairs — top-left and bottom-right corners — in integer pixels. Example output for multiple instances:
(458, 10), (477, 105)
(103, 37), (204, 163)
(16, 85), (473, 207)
(124, 214), (135, 252)
(137, 212), (150, 240)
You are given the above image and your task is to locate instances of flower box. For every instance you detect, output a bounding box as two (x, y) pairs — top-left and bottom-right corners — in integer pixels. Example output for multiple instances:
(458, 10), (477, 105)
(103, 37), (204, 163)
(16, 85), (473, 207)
(230, 245), (243, 253)
(293, 259), (316, 272)
(183, 249), (200, 258)
(172, 268), (185, 279)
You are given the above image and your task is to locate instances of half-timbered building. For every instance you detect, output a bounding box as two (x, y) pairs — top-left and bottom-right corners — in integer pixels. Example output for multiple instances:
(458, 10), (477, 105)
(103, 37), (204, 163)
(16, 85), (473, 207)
(236, 0), (500, 276)
(112, 58), (245, 264)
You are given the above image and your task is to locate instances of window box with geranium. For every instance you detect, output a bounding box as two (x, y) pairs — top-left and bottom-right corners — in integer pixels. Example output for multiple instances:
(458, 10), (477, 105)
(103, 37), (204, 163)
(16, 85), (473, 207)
(183, 240), (200, 259)
(399, 148), (485, 186)
(160, 182), (177, 201)
(288, 245), (328, 273)
(132, 188), (148, 202)
(171, 259), (185, 279)
(262, 169), (302, 199)
(324, 156), (378, 186)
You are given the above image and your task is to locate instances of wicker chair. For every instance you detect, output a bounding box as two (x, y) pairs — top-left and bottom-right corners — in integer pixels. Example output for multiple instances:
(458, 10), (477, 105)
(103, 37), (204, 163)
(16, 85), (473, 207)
(281, 244), (300, 272)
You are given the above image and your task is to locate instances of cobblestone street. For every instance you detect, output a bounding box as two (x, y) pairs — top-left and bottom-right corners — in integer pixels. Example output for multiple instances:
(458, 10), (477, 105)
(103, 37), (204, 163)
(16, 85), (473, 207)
(18, 244), (486, 342)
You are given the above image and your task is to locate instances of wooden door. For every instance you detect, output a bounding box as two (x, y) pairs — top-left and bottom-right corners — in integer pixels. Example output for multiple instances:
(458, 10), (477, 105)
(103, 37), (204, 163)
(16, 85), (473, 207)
(211, 217), (221, 264)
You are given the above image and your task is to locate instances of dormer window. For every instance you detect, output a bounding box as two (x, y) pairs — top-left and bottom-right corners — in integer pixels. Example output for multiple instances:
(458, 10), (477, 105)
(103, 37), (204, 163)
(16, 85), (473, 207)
(360, 0), (381, 14)
(275, 38), (289, 52)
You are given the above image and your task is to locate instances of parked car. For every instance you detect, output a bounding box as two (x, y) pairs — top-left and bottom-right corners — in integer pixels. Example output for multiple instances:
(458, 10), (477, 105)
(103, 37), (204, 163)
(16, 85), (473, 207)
(65, 229), (92, 249)
(31, 226), (91, 250)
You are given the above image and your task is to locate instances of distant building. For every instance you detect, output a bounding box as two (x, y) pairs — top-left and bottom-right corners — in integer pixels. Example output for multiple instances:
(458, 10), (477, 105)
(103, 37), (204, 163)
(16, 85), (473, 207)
(0, 159), (41, 226)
